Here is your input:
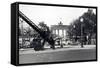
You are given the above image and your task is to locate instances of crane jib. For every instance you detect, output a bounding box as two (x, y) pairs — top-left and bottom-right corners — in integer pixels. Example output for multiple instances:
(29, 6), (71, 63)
(18, 11), (55, 46)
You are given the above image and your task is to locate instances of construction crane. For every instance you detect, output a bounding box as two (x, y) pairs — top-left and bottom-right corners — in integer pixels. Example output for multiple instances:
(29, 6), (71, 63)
(19, 11), (55, 50)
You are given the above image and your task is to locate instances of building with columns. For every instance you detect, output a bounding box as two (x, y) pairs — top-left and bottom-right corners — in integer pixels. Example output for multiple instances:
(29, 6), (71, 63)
(51, 21), (69, 38)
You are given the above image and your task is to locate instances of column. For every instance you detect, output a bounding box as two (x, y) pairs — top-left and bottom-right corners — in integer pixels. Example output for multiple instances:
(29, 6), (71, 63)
(56, 29), (57, 35)
(58, 29), (59, 37)
(66, 30), (67, 38)
(62, 29), (64, 38)
(54, 29), (56, 34)
(64, 30), (66, 37)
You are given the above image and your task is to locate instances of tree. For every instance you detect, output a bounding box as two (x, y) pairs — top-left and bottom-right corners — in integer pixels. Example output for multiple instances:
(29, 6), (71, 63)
(68, 9), (96, 44)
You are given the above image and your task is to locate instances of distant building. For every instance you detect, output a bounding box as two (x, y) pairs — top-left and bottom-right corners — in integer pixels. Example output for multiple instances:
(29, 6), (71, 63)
(51, 21), (69, 38)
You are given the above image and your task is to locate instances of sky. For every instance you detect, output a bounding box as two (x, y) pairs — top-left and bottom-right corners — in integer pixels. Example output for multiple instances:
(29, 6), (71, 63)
(19, 4), (96, 27)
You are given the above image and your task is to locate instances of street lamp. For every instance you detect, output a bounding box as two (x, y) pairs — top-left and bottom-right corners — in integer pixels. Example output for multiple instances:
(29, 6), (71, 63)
(80, 17), (84, 48)
(73, 25), (76, 28)
(73, 25), (76, 42)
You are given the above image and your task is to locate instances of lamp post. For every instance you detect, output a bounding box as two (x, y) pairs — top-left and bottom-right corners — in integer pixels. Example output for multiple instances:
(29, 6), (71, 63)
(73, 25), (76, 42)
(80, 17), (84, 48)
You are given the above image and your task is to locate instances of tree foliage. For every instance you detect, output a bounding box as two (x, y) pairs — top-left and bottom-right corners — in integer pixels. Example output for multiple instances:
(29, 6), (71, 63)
(68, 9), (96, 39)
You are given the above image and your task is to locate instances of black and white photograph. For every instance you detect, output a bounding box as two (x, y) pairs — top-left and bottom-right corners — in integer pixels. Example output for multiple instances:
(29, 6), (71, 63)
(17, 3), (97, 64)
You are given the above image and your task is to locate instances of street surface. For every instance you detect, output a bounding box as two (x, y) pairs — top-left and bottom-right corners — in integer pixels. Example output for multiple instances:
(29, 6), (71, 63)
(19, 45), (96, 64)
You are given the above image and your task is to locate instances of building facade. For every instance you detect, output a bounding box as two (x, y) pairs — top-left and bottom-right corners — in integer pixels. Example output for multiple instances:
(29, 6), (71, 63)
(51, 22), (69, 38)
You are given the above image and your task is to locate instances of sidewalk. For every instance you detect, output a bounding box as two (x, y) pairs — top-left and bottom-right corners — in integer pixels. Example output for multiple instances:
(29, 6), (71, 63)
(44, 44), (96, 48)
